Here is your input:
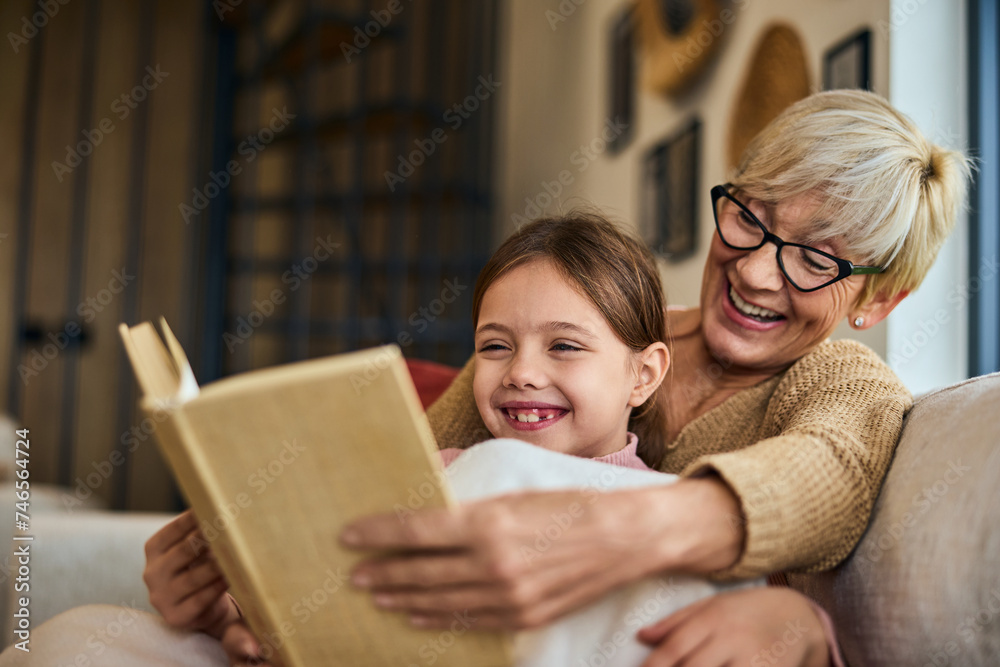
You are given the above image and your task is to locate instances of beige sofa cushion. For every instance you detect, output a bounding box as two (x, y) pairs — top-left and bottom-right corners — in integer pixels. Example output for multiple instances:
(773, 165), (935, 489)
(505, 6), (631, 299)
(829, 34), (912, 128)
(789, 372), (1000, 666)
(1, 511), (173, 645)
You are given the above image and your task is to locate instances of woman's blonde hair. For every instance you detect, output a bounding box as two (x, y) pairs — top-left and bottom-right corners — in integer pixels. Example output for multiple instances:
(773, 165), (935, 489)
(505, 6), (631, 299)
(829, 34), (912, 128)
(731, 89), (972, 305)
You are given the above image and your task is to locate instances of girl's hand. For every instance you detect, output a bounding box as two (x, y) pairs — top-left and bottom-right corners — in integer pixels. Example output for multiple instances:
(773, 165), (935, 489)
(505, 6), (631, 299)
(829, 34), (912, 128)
(340, 478), (743, 630)
(636, 587), (832, 667)
(143, 510), (239, 639)
(221, 620), (273, 667)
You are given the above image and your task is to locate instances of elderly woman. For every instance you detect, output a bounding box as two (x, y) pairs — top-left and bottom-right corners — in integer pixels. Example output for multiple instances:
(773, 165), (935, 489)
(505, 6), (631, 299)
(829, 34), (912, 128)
(332, 90), (970, 664)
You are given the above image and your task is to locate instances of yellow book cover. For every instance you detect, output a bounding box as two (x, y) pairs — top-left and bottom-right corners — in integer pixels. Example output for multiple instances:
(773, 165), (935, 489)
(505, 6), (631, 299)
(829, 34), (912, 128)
(118, 318), (511, 667)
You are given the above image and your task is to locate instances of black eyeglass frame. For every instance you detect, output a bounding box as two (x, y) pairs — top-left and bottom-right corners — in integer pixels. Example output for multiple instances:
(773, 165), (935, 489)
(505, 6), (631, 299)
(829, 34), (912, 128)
(710, 184), (885, 293)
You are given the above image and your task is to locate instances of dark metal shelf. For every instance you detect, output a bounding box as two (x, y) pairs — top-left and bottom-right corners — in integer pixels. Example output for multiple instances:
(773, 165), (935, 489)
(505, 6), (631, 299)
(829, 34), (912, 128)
(212, 0), (498, 377)
(237, 10), (406, 83)
(224, 255), (489, 276)
(244, 101), (446, 145)
(230, 184), (490, 211)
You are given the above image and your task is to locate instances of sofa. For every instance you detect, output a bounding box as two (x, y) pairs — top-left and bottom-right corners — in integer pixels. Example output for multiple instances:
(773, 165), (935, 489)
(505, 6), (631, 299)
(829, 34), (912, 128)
(788, 371), (1000, 665)
(2, 369), (998, 665)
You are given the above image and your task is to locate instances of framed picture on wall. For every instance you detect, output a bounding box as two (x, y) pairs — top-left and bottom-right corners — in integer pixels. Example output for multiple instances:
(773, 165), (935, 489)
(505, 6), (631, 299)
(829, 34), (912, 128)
(607, 4), (636, 154)
(824, 29), (871, 90)
(641, 118), (700, 261)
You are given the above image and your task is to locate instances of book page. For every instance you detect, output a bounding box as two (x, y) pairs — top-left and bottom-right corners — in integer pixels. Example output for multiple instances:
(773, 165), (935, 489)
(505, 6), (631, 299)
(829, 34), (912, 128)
(118, 322), (182, 401)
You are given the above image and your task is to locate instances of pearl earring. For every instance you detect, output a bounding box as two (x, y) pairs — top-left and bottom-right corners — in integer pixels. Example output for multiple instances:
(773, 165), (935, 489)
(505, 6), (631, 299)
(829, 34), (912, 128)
(854, 316), (864, 328)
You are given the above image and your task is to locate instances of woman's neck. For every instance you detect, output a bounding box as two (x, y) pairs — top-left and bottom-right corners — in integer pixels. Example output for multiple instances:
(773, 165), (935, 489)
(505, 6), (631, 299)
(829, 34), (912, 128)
(662, 307), (785, 439)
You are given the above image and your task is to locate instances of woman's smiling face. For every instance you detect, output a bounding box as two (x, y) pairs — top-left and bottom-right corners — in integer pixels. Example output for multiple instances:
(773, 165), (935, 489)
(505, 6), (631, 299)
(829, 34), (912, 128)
(473, 259), (641, 459)
(701, 190), (869, 373)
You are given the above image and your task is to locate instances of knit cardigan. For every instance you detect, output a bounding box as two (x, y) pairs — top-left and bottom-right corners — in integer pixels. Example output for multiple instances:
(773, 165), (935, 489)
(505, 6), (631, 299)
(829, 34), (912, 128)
(425, 339), (912, 580)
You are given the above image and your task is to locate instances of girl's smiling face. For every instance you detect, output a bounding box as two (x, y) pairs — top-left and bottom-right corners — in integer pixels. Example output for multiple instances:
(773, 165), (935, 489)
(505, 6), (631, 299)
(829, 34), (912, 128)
(473, 259), (660, 459)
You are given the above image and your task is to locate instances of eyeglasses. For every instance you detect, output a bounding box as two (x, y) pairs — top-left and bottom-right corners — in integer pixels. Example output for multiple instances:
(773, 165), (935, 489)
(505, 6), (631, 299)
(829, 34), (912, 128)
(710, 184), (885, 292)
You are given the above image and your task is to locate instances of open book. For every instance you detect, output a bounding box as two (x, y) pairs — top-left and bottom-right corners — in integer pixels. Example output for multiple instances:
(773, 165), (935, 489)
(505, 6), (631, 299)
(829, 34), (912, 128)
(118, 318), (511, 667)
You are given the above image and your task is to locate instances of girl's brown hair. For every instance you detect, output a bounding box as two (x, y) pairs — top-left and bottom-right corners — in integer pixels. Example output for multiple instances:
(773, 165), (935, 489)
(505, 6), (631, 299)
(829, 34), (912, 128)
(472, 211), (668, 468)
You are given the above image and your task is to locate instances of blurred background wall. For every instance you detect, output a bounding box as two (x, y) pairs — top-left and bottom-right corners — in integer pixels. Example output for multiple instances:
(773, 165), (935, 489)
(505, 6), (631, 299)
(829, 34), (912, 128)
(1, 0), (209, 511)
(496, 0), (894, 344)
(0, 0), (994, 512)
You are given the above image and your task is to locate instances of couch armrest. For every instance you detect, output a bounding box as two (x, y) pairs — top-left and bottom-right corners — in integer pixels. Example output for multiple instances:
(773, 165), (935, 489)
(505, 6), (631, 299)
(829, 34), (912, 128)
(1, 510), (174, 647)
(789, 372), (1000, 665)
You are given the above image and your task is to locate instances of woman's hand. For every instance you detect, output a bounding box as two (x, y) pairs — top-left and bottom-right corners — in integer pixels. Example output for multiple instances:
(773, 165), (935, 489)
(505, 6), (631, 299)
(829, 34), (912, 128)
(341, 477), (743, 630)
(221, 620), (273, 667)
(143, 510), (239, 639)
(636, 587), (833, 667)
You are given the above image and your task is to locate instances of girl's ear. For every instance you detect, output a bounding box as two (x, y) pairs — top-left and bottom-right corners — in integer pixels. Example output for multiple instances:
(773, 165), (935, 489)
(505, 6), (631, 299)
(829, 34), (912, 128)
(628, 342), (669, 408)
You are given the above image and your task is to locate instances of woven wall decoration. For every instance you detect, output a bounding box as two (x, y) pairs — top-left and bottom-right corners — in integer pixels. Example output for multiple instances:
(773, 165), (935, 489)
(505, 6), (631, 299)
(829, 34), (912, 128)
(637, 0), (727, 96)
(727, 23), (811, 169)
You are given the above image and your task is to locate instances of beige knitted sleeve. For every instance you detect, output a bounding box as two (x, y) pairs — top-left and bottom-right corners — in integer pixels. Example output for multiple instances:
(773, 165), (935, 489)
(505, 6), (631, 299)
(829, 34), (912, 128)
(425, 355), (493, 449)
(683, 341), (912, 579)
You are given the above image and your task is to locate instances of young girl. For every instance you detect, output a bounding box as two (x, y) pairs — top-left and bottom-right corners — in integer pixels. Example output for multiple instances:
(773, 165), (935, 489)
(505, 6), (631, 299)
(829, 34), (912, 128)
(142, 212), (841, 667)
(143, 211), (669, 657)
(440, 211), (669, 472)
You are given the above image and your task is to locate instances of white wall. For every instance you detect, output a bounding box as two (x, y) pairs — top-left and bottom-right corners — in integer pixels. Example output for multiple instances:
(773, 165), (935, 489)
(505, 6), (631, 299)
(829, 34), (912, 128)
(495, 0), (895, 357)
(886, 0), (970, 394)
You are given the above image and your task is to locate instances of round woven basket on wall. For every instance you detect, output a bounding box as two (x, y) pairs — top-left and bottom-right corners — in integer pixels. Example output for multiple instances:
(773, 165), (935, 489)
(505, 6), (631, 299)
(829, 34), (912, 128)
(727, 23), (811, 169)
(637, 0), (727, 96)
